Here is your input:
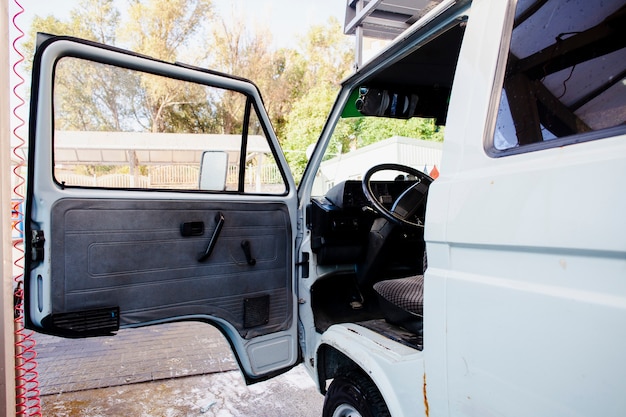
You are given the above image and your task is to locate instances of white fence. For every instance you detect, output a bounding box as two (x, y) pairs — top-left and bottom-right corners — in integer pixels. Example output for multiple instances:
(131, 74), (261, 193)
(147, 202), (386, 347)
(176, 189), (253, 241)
(56, 163), (282, 190)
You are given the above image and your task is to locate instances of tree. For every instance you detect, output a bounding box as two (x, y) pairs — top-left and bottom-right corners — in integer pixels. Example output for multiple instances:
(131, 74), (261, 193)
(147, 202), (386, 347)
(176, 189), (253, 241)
(120, 0), (213, 62)
(282, 85), (339, 179)
(281, 19), (354, 178)
(297, 17), (354, 88)
(248, 16), (355, 139)
(280, 18), (448, 180)
(69, 0), (120, 44)
(352, 117), (444, 148)
(24, 1), (150, 133)
(25, 0), (224, 134)
(119, 0), (215, 132)
(53, 59), (143, 132)
(206, 8), (307, 138)
(23, 0), (119, 69)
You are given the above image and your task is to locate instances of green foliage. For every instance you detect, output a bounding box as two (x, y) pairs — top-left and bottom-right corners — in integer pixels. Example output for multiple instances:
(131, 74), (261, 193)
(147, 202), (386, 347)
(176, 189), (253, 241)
(120, 0), (213, 61)
(350, 117), (444, 148)
(70, 0), (120, 43)
(280, 18), (355, 178)
(297, 17), (354, 86)
(24, 0), (119, 58)
(282, 85), (338, 179)
(53, 59), (144, 131)
(280, 17), (446, 179)
(284, 109), (445, 178)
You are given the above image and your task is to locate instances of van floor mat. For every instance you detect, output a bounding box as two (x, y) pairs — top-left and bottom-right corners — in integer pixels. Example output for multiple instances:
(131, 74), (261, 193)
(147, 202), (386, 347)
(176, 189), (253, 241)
(358, 319), (423, 351)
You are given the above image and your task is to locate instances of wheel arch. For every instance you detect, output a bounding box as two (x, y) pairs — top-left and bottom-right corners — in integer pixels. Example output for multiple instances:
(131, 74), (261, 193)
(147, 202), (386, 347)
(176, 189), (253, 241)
(314, 324), (427, 417)
(316, 343), (363, 394)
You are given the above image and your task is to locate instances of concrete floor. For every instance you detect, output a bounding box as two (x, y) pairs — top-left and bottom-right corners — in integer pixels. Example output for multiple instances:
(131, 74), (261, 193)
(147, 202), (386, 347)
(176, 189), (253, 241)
(33, 322), (239, 395)
(40, 365), (324, 417)
(31, 322), (324, 416)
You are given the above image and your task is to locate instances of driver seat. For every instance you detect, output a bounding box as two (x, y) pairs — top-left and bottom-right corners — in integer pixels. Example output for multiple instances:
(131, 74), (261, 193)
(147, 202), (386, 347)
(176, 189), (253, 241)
(373, 274), (424, 335)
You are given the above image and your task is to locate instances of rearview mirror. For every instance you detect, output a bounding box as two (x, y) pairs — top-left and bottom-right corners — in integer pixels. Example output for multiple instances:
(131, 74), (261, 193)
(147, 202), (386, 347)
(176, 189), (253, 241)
(199, 151), (228, 191)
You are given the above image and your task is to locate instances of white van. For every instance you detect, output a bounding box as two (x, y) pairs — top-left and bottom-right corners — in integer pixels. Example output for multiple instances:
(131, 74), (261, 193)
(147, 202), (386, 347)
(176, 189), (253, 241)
(25, 0), (626, 416)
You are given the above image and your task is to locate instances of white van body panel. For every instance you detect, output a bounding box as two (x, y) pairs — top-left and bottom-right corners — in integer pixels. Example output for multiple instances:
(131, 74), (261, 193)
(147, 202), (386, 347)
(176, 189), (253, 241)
(430, 134), (626, 417)
(318, 324), (426, 417)
(426, 0), (626, 415)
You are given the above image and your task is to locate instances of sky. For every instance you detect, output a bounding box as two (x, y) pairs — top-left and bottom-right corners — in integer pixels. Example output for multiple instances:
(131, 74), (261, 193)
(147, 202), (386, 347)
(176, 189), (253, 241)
(10, 0), (348, 49)
(213, 0), (347, 49)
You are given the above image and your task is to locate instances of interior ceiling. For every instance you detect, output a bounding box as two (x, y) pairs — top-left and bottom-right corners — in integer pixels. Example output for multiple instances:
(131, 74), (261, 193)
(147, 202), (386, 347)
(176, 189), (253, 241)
(366, 22), (465, 89)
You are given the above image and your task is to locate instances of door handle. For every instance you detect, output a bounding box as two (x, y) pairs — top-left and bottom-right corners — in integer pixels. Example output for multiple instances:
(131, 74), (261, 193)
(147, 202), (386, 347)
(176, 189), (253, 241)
(240, 240), (256, 266)
(198, 212), (224, 262)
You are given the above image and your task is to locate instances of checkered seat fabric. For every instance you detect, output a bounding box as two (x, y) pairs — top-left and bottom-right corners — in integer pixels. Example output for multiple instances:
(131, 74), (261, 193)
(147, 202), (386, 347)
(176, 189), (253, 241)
(373, 275), (424, 317)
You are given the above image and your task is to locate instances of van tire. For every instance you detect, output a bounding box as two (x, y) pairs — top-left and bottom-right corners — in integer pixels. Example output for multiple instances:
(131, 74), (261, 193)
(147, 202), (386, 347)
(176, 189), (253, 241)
(322, 372), (391, 417)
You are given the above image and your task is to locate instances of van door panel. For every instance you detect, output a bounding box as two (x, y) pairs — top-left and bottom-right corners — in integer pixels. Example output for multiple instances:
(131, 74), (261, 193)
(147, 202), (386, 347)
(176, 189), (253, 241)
(26, 35), (299, 380)
(47, 198), (292, 338)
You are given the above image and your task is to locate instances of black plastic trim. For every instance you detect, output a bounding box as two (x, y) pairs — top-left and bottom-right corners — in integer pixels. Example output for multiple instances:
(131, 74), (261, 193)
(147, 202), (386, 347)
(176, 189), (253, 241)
(486, 125), (626, 158)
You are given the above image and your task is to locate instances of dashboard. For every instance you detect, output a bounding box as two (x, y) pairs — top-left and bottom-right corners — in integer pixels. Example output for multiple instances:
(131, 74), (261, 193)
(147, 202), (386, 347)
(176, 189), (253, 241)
(308, 180), (425, 266)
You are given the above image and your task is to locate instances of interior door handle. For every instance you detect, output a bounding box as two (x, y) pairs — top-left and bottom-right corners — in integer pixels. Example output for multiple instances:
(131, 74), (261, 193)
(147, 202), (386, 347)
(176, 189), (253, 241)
(240, 240), (256, 266)
(198, 212), (224, 262)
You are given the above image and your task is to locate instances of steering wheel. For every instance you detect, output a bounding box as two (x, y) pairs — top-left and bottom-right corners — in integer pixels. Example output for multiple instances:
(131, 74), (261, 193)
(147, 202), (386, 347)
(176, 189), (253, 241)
(362, 163), (432, 229)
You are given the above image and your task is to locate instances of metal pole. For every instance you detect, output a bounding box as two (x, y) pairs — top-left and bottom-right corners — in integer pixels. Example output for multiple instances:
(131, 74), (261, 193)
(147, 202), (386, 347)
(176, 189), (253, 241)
(355, 0), (363, 70)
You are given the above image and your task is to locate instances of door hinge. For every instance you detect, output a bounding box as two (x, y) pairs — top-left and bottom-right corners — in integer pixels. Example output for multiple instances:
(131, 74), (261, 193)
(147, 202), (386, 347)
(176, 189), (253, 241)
(31, 230), (45, 262)
(296, 252), (309, 278)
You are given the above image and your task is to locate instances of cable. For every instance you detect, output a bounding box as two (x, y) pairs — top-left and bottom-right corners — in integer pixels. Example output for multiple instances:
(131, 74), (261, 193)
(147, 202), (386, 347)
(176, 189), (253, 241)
(11, 0), (42, 415)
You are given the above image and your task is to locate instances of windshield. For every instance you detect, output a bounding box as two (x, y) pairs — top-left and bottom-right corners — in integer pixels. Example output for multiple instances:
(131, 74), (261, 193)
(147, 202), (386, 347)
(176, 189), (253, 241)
(311, 115), (443, 197)
(309, 18), (466, 196)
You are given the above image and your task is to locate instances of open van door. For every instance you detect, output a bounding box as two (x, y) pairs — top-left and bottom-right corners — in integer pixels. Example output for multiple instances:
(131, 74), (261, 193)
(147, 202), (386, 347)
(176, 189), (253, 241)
(24, 35), (299, 382)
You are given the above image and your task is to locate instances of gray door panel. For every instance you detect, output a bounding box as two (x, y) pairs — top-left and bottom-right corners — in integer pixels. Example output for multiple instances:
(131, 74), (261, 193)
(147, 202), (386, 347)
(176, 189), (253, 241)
(47, 198), (292, 338)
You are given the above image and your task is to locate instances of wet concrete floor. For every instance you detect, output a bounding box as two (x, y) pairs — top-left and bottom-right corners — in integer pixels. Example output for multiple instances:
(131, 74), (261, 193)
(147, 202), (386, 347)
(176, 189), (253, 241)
(32, 322), (324, 416)
(40, 365), (324, 417)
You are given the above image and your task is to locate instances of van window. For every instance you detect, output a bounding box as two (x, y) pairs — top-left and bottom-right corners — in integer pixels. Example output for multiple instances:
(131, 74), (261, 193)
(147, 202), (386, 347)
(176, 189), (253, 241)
(52, 57), (286, 194)
(490, 0), (626, 154)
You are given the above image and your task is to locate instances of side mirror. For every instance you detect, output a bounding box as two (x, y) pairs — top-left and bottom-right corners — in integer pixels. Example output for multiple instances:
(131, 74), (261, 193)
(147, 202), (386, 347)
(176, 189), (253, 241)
(199, 151), (228, 191)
